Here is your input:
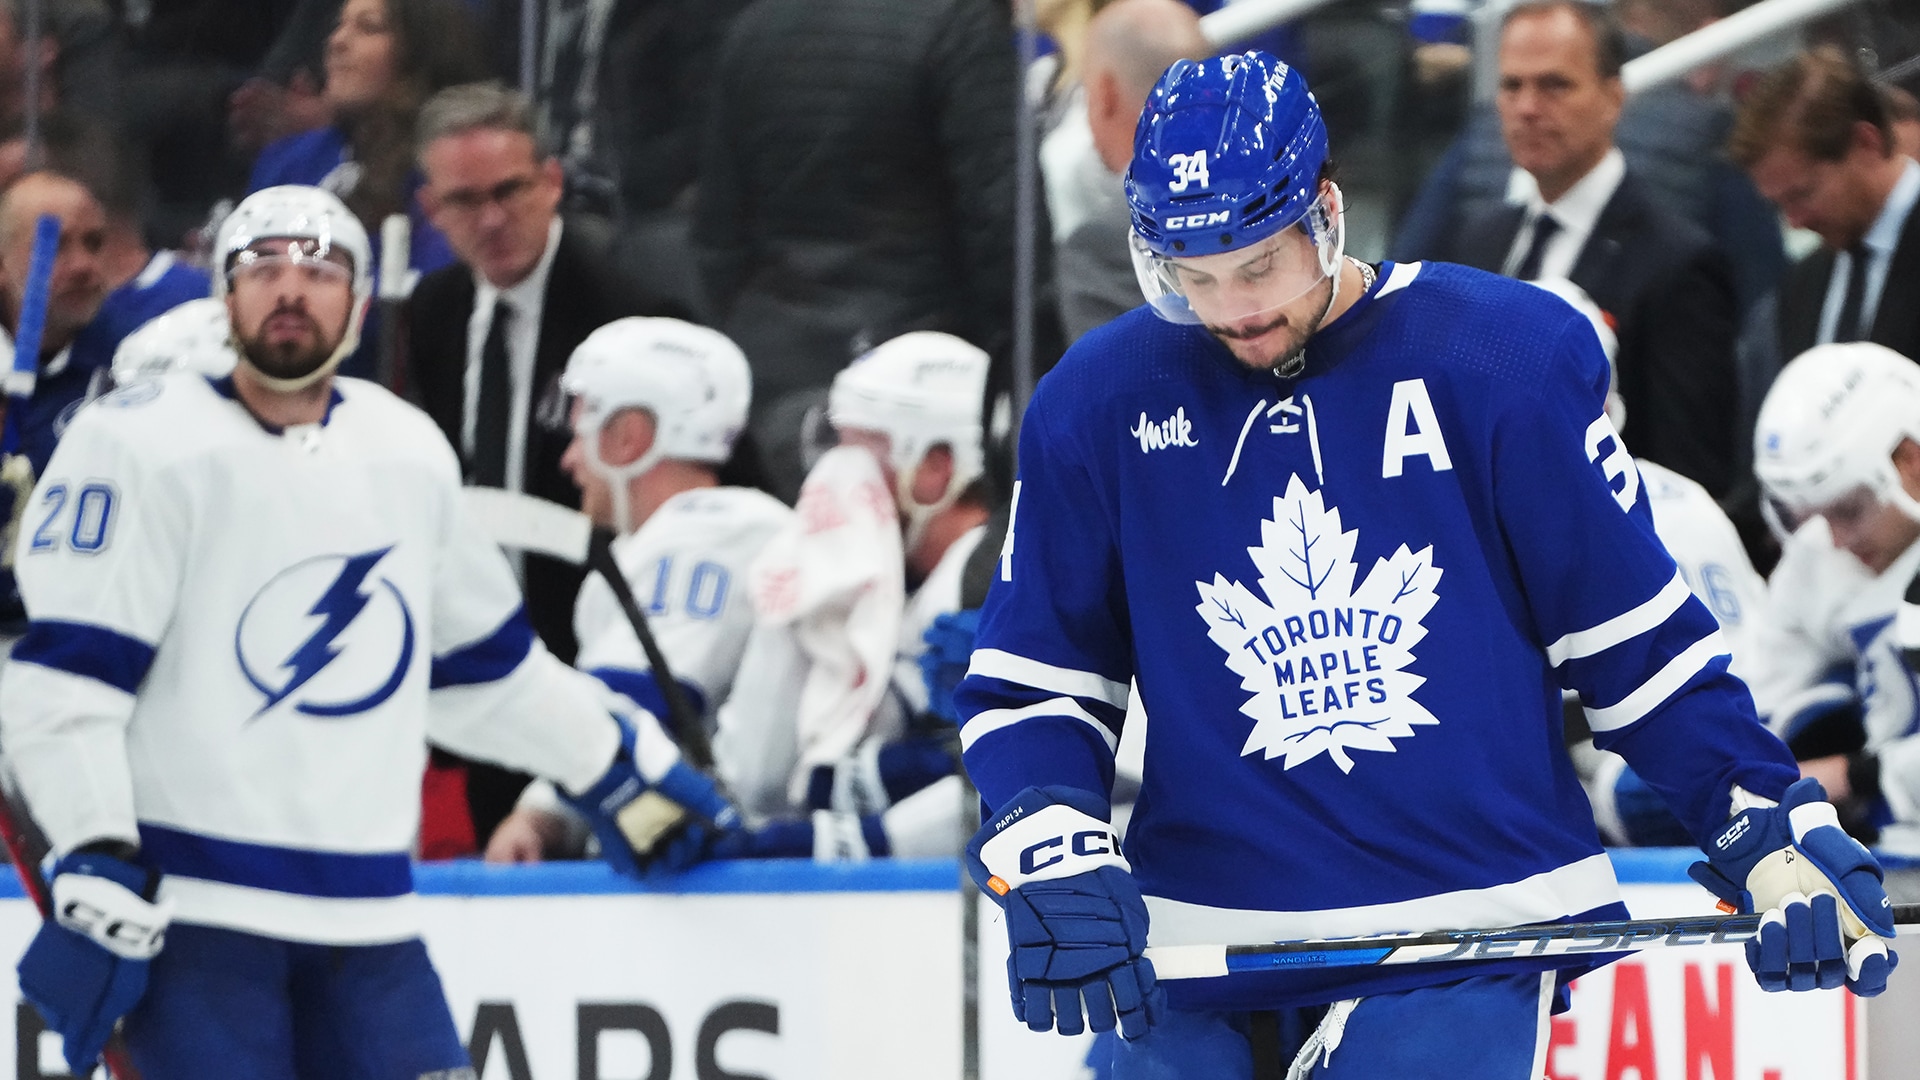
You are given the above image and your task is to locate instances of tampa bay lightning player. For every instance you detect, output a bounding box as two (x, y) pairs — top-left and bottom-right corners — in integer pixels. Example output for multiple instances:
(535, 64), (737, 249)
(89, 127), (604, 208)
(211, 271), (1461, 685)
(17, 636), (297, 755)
(0, 185), (735, 1079)
(957, 52), (1898, 1078)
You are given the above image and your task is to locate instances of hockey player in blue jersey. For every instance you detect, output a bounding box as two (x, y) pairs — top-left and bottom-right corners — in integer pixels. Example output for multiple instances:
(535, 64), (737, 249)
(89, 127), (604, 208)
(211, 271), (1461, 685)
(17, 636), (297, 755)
(956, 53), (1899, 1078)
(0, 184), (735, 1079)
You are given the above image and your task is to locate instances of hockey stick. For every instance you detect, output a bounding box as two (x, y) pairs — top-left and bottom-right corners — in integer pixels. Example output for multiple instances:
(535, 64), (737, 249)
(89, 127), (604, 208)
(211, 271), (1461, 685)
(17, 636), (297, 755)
(1, 213), (60, 455)
(1143, 904), (1920, 980)
(461, 487), (717, 770)
(0, 770), (143, 1078)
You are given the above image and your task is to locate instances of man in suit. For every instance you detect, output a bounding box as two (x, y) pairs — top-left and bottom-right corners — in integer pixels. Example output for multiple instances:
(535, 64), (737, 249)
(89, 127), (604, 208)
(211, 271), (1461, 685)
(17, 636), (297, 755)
(1444, 0), (1740, 499)
(1731, 48), (1920, 363)
(408, 81), (677, 843)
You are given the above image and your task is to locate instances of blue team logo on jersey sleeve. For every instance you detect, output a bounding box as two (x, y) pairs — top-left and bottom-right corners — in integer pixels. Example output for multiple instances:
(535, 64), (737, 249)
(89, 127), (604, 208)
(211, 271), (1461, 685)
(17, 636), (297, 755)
(234, 546), (416, 718)
(1195, 474), (1445, 772)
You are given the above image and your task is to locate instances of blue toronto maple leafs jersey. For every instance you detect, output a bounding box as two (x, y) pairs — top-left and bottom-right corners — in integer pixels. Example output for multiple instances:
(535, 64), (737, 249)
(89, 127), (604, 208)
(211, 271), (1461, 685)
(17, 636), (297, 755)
(957, 261), (1798, 1011)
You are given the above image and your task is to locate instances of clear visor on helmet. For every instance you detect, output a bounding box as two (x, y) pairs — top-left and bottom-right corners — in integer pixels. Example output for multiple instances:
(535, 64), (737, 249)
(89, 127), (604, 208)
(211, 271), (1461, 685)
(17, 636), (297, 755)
(1762, 482), (1888, 542)
(1131, 190), (1343, 327)
(226, 238), (354, 288)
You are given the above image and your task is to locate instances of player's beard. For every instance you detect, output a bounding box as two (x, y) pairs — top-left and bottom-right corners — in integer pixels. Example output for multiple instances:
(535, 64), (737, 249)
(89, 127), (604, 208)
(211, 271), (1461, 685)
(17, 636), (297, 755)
(1203, 274), (1333, 375)
(240, 306), (340, 383)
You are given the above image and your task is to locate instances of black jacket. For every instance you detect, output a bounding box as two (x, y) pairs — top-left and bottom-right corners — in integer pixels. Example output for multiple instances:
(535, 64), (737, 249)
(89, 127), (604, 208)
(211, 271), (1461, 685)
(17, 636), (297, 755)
(1778, 201), (1920, 363)
(404, 216), (678, 662)
(1450, 172), (1741, 498)
(693, 0), (1054, 405)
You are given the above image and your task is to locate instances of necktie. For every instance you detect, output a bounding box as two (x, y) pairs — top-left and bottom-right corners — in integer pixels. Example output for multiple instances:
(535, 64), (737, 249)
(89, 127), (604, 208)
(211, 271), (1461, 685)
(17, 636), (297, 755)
(1512, 213), (1560, 282)
(1835, 244), (1872, 343)
(473, 299), (514, 487)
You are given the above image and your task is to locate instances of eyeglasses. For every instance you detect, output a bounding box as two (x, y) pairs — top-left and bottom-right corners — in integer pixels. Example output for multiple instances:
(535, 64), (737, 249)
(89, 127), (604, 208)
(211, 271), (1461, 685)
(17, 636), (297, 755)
(434, 175), (541, 216)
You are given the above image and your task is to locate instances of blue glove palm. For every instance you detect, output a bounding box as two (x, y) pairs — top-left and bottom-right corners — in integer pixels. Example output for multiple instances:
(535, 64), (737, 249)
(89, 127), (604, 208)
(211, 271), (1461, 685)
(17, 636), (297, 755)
(565, 713), (740, 875)
(18, 848), (168, 1075)
(1689, 778), (1898, 996)
(967, 786), (1162, 1039)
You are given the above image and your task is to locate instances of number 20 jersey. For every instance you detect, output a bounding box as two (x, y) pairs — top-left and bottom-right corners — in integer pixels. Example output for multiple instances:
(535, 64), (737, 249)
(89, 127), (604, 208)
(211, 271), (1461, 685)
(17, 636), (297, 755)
(957, 261), (1798, 1010)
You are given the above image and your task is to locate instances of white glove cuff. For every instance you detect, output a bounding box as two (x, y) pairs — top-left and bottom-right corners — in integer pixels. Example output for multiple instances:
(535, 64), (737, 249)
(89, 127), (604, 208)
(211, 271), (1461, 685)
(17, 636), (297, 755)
(53, 872), (172, 959)
(978, 801), (1128, 893)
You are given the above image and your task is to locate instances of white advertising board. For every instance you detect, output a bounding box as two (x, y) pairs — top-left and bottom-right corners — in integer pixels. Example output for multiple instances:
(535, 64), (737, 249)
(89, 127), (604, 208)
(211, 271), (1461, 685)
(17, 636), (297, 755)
(0, 856), (1878, 1079)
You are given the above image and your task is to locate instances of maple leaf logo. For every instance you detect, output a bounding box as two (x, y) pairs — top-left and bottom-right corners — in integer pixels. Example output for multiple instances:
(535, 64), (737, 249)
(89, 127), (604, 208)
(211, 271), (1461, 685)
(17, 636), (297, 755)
(1194, 474), (1444, 773)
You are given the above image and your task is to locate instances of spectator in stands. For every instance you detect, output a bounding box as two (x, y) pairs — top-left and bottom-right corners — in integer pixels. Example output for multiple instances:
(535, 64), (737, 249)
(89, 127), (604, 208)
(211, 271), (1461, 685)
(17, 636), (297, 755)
(1731, 48), (1920, 363)
(407, 82), (680, 845)
(248, 0), (488, 294)
(0, 113), (214, 402)
(473, 0), (753, 317)
(1439, 0), (1740, 500)
(693, 0), (1059, 502)
(1390, 0), (1785, 319)
(1047, 0), (1210, 342)
(1885, 84), (1920, 161)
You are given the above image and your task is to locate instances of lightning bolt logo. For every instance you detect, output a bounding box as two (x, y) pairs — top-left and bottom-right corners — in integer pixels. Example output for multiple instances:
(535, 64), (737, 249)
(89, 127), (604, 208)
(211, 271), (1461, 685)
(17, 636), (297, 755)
(236, 547), (416, 718)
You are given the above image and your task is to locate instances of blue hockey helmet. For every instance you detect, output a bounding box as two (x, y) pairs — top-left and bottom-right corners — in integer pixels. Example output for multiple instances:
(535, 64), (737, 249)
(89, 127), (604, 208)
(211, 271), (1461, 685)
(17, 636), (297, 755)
(1125, 53), (1344, 327)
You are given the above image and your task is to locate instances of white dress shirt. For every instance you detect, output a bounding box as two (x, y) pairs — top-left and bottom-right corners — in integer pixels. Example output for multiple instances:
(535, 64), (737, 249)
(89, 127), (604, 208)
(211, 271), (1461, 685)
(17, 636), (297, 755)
(1817, 157), (1920, 345)
(462, 215), (564, 495)
(1502, 147), (1627, 282)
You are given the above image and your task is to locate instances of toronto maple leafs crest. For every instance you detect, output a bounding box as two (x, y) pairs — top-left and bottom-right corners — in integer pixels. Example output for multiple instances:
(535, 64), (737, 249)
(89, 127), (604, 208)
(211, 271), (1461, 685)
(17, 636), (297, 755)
(1195, 475), (1443, 772)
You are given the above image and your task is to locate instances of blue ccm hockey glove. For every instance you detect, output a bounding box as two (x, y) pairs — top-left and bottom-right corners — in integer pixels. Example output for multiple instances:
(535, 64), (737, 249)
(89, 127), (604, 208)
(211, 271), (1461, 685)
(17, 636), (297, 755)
(18, 845), (171, 1075)
(563, 711), (740, 876)
(966, 786), (1162, 1038)
(1689, 777), (1899, 995)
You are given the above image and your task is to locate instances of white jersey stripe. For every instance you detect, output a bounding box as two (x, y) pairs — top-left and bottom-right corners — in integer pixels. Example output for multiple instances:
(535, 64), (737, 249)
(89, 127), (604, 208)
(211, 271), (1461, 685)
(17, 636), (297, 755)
(1546, 571), (1692, 667)
(960, 696), (1120, 754)
(967, 648), (1130, 710)
(159, 876), (422, 945)
(1142, 853), (1620, 946)
(1583, 632), (1728, 733)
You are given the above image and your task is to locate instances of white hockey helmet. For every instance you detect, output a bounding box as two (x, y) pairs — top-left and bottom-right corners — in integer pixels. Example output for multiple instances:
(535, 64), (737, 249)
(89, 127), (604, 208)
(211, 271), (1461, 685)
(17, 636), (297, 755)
(1528, 277), (1624, 429)
(559, 317), (751, 531)
(111, 298), (239, 384)
(1754, 341), (1920, 537)
(213, 185), (371, 391)
(828, 331), (988, 549)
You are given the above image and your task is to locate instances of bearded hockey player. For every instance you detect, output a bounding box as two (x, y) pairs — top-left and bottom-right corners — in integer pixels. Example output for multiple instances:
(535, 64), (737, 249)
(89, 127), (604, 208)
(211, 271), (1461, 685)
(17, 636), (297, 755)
(1747, 341), (1920, 855)
(955, 53), (1897, 1078)
(0, 185), (733, 1079)
(487, 317), (794, 863)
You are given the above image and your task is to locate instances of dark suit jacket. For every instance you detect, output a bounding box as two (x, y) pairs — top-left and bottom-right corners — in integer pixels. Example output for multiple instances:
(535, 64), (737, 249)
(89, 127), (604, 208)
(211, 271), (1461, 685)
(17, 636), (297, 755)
(1778, 202), (1920, 362)
(1448, 171), (1741, 497)
(405, 215), (678, 663)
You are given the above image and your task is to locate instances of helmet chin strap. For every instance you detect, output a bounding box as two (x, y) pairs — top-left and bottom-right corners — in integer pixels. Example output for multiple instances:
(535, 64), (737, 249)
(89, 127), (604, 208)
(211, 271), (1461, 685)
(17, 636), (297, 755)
(899, 471), (962, 557)
(582, 411), (662, 536)
(233, 301), (366, 394)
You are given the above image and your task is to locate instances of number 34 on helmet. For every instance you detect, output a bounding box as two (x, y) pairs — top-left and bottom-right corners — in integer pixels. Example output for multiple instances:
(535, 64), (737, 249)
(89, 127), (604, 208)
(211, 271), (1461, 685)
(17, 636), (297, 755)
(1125, 52), (1345, 328)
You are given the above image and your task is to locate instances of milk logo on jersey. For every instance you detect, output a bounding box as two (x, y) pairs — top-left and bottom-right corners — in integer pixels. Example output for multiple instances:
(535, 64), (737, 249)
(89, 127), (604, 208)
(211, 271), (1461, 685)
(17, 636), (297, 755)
(1195, 474), (1443, 772)
(1131, 406), (1198, 452)
(235, 546), (416, 718)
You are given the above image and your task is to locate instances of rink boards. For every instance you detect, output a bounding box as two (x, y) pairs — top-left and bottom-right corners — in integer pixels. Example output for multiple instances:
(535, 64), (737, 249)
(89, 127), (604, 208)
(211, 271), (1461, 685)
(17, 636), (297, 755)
(0, 851), (1875, 1079)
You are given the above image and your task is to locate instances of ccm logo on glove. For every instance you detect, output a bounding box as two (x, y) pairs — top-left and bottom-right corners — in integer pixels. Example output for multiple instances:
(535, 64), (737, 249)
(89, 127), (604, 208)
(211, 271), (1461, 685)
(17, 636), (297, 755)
(1714, 816), (1751, 851)
(1018, 829), (1122, 877)
(979, 802), (1130, 896)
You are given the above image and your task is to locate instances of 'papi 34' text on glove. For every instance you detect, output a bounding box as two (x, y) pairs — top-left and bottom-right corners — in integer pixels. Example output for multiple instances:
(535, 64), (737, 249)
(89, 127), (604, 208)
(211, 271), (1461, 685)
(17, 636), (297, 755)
(966, 785), (1163, 1038)
(18, 846), (171, 1075)
(1689, 777), (1898, 995)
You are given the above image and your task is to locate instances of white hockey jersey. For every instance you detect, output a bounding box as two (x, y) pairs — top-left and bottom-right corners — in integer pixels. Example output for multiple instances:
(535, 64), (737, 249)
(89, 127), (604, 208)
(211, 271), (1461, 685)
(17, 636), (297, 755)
(1747, 519), (1920, 852)
(1638, 460), (1767, 684)
(0, 373), (619, 944)
(573, 486), (794, 719)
